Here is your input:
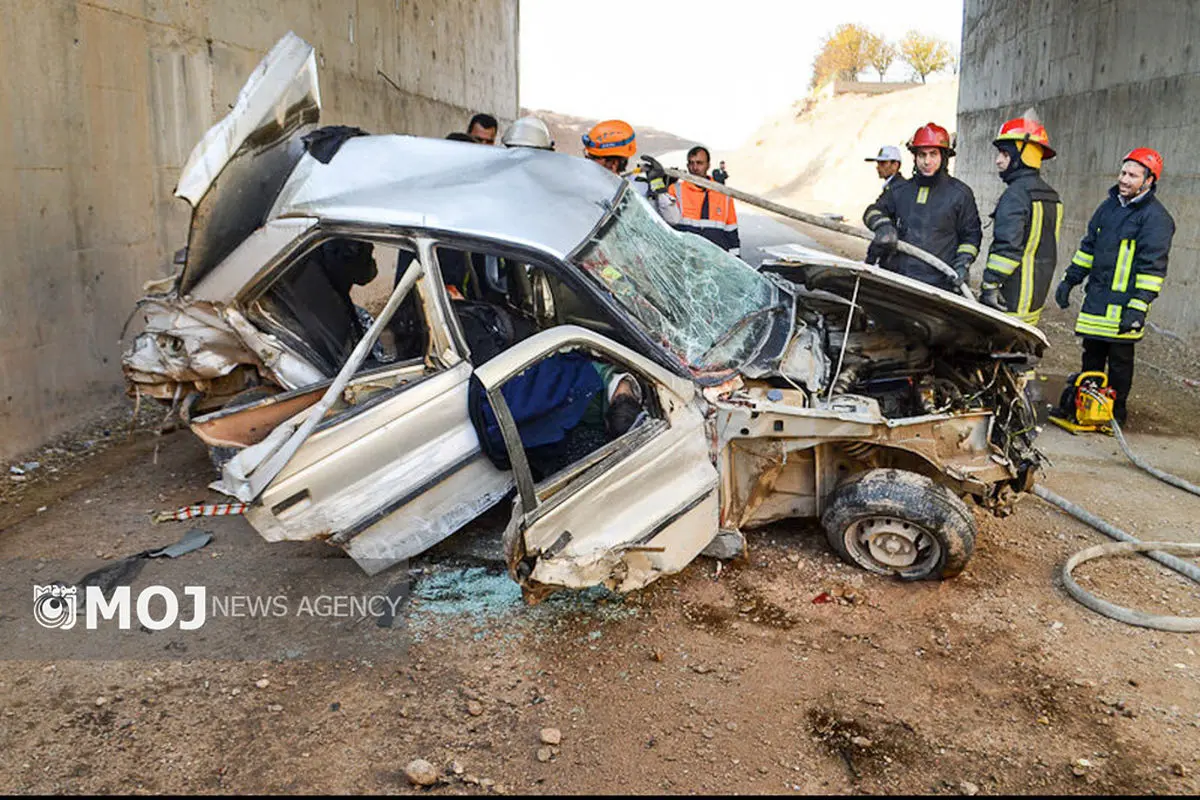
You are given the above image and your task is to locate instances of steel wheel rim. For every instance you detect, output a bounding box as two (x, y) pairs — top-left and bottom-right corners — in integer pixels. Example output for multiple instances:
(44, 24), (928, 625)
(844, 516), (941, 575)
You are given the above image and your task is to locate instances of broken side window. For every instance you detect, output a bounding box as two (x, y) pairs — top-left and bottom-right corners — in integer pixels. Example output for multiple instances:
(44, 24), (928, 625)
(250, 236), (428, 377)
(572, 191), (781, 372)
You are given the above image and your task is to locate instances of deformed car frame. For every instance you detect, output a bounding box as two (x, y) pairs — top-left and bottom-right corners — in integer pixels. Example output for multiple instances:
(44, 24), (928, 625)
(122, 34), (1048, 601)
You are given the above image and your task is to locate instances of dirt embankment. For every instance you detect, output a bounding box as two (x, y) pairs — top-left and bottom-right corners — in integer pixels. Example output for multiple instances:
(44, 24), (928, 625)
(728, 80), (959, 223)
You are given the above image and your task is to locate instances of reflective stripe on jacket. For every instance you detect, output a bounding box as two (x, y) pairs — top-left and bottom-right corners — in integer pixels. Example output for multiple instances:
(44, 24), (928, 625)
(982, 166), (1063, 326)
(669, 179), (740, 253)
(862, 170), (982, 290)
(1064, 184), (1175, 341)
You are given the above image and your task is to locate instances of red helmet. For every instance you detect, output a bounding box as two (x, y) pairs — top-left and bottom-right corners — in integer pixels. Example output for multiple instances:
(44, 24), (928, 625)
(994, 117), (1056, 161)
(1122, 147), (1164, 181)
(908, 122), (954, 155)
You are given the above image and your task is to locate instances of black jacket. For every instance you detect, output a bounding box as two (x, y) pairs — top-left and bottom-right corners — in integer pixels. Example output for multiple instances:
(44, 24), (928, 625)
(981, 166), (1062, 325)
(1064, 184), (1175, 342)
(882, 173), (908, 194)
(863, 170), (982, 289)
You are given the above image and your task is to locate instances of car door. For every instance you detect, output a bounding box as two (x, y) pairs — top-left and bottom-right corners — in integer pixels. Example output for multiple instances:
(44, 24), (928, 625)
(472, 325), (720, 602)
(205, 237), (514, 575)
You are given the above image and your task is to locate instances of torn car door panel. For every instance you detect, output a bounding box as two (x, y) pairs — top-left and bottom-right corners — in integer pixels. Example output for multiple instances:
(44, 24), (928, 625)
(473, 326), (720, 601)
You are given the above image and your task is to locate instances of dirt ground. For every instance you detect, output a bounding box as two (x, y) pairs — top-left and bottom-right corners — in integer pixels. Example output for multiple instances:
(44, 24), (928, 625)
(3, 322), (1200, 795)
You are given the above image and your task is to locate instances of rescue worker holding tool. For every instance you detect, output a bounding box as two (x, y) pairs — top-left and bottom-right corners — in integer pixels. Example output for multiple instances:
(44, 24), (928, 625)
(863, 122), (982, 292)
(1054, 147), (1174, 426)
(583, 119), (681, 225)
(978, 116), (1063, 325)
(669, 145), (741, 255)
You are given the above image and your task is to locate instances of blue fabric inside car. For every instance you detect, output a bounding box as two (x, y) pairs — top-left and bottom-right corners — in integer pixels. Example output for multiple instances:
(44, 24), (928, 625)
(469, 351), (605, 474)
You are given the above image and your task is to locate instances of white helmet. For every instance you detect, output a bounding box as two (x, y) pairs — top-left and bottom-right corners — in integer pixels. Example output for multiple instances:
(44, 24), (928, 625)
(502, 116), (554, 150)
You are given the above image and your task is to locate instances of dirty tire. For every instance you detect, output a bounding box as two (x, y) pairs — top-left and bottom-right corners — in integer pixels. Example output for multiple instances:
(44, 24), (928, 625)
(821, 468), (975, 580)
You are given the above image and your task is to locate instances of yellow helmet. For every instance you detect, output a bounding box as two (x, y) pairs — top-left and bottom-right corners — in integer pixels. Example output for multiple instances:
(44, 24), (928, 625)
(993, 117), (1055, 169)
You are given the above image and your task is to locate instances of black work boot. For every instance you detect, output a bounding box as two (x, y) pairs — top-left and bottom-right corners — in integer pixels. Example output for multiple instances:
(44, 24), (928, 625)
(1113, 401), (1128, 427)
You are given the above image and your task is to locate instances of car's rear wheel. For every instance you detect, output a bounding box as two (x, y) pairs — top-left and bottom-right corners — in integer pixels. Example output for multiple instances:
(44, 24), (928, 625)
(822, 468), (975, 580)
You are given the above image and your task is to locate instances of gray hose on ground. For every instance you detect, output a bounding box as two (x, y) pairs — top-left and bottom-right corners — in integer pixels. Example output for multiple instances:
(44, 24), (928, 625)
(1032, 484), (1200, 584)
(1111, 418), (1200, 497)
(1059, 541), (1200, 633)
(1032, 420), (1200, 631)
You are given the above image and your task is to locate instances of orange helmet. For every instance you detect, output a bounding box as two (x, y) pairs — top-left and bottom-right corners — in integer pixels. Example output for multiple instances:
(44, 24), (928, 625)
(1123, 147), (1164, 182)
(582, 120), (637, 160)
(907, 122), (954, 155)
(994, 117), (1055, 167)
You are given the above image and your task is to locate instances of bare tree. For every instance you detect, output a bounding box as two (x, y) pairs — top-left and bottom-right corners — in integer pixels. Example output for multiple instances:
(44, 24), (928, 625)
(864, 33), (897, 81)
(899, 31), (954, 84)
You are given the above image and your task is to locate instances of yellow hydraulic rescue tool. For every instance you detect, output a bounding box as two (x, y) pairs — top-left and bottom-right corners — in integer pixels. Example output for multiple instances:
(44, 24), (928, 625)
(1049, 371), (1117, 435)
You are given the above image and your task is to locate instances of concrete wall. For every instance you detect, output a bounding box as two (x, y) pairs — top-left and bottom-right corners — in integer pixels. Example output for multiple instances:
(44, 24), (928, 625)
(957, 0), (1199, 340)
(0, 0), (518, 460)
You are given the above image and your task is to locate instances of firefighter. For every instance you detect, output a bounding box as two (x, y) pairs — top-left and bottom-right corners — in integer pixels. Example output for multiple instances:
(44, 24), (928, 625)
(863, 122), (982, 291)
(669, 145), (740, 255)
(582, 120), (681, 225)
(978, 118), (1063, 325)
(1054, 147), (1175, 425)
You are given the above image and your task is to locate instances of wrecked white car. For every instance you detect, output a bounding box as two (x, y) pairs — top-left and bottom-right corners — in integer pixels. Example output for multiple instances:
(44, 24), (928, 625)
(122, 34), (1047, 601)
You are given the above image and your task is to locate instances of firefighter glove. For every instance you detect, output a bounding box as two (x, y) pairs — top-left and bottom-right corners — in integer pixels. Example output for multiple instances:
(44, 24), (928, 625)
(979, 284), (1006, 311)
(952, 252), (973, 285)
(866, 221), (898, 265)
(1054, 280), (1075, 309)
(639, 155), (668, 196)
(1118, 306), (1146, 334)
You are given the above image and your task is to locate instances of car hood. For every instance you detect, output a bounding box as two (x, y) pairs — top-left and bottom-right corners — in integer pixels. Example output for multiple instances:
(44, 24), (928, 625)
(174, 32), (321, 294)
(760, 244), (1048, 357)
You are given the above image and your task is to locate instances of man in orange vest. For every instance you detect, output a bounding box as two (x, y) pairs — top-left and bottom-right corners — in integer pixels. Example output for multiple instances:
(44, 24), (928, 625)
(669, 146), (740, 255)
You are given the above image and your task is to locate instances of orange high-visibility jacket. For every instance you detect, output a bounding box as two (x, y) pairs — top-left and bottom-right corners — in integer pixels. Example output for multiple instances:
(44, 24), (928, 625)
(668, 179), (740, 254)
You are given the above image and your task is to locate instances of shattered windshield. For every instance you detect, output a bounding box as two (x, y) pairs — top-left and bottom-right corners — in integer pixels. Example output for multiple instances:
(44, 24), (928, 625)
(573, 190), (780, 372)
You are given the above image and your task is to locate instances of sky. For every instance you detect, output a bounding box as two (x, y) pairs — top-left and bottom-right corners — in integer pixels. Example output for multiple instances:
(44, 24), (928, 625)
(519, 0), (964, 150)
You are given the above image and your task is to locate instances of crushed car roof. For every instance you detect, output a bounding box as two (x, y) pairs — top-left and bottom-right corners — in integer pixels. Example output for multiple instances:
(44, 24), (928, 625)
(268, 136), (624, 259)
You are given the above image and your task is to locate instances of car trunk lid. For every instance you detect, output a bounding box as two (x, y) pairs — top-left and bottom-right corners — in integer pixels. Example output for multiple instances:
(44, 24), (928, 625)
(174, 31), (321, 294)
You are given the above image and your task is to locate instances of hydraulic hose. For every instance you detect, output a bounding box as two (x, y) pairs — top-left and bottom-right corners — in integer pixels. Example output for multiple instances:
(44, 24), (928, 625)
(1111, 418), (1200, 497)
(1032, 418), (1200, 632)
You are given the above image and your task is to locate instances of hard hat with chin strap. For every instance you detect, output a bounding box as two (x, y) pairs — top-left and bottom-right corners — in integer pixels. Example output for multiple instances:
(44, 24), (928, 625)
(907, 122), (955, 156)
(994, 117), (1055, 169)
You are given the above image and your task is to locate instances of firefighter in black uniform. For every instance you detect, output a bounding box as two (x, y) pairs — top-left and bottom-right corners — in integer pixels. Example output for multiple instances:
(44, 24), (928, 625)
(863, 122), (982, 292)
(1055, 147), (1174, 425)
(978, 117), (1063, 326)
